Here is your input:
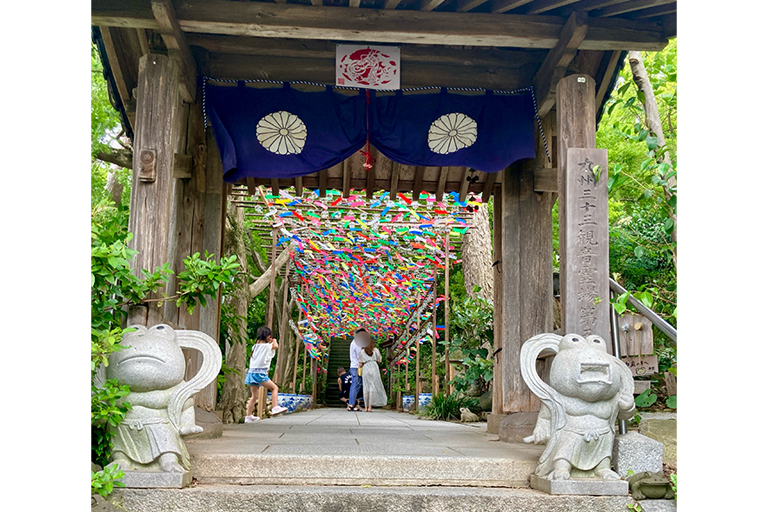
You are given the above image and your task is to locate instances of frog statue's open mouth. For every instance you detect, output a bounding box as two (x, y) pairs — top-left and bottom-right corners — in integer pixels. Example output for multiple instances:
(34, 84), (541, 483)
(576, 362), (612, 385)
(117, 354), (166, 365)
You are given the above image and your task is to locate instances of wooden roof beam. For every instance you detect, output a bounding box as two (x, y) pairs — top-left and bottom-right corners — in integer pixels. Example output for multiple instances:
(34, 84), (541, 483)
(92, 0), (670, 51)
(151, 0), (197, 103)
(534, 11), (589, 118)
(384, 0), (402, 9)
(594, 0), (676, 18)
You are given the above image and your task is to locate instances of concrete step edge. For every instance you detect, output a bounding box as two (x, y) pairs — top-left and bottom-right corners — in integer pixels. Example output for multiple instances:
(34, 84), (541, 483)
(114, 484), (639, 512)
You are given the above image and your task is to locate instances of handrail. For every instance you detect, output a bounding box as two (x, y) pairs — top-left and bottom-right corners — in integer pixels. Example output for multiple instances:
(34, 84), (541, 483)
(609, 278), (677, 345)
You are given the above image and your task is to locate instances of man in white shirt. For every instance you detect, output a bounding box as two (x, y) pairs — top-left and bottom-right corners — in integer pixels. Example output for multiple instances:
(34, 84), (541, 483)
(347, 327), (366, 411)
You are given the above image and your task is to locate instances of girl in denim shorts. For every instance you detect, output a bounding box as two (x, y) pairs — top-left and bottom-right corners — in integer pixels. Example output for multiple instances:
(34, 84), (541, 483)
(244, 326), (288, 422)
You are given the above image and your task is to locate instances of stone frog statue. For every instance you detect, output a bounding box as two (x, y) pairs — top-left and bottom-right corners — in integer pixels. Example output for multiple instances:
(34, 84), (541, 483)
(98, 324), (221, 473)
(627, 471), (675, 500)
(520, 333), (635, 481)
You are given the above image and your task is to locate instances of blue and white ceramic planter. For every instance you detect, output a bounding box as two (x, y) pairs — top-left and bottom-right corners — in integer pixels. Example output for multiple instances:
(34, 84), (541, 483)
(268, 393), (313, 414)
(402, 393), (432, 411)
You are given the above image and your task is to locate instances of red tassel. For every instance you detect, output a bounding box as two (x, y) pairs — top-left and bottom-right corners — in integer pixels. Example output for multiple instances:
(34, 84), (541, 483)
(359, 90), (375, 171)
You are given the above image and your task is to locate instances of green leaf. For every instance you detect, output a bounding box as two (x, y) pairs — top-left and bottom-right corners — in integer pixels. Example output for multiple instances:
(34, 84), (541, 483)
(634, 246), (645, 258)
(666, 395), (677, 409)
(646, 136), (659, 150)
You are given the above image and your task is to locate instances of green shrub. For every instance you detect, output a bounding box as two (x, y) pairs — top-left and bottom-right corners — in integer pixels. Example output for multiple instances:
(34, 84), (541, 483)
(423, 392), (482, 421)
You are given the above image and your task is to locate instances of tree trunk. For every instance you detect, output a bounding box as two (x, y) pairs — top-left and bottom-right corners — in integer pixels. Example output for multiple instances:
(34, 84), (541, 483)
(461, 202), (494, 301)
(218, 203), (249, 424)
(628, 51), (677, 268)
(105, 170), (124, 206)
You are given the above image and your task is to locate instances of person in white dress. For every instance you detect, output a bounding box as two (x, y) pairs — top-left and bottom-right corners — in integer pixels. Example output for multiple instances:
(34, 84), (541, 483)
(357, 332), (388, 412)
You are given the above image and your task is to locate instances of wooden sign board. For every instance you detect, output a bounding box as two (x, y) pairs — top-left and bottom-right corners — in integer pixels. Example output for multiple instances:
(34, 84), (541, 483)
(618, 313), (654, 356)
(562, 148), (610, 341)
(621, 355), (658, 377)
(633, 380), (652, 395)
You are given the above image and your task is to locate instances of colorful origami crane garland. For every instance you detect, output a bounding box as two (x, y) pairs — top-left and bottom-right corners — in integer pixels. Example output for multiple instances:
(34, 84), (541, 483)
(248, 187), (480, 363)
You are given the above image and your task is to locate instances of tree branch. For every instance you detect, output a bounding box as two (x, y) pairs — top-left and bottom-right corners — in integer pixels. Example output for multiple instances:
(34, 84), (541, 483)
(95, 148), (133, 169)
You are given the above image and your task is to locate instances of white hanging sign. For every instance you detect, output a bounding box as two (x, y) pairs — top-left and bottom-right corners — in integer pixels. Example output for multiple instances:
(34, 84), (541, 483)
(336, 44), (400, 90)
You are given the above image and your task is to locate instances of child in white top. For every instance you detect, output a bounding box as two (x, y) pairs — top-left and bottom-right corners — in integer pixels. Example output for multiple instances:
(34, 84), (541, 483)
(244, 326), (288, 422)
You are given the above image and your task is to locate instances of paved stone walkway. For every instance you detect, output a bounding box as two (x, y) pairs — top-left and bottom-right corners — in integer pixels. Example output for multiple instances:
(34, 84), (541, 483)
(186, 408), (545, 487)
(188, 407), (543, 459)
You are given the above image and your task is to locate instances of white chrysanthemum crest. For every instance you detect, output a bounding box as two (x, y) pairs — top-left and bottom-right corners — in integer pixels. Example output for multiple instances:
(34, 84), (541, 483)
(256, 111), (307, 155)
(427, 112), (477, 155)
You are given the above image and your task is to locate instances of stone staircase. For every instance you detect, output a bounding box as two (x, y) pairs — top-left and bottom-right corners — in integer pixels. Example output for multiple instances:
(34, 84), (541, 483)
(323, 337), (353, 408)
(111, 409), (645, 512)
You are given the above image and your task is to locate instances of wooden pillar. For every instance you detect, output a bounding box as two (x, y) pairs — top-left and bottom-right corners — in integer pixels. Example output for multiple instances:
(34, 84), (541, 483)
(266, 227), (278, 328)
(499, 136), (554, 413)
(431, 269), (438, 396)
(258, 385), (267, 418)
(127, 53), (182, 327)
(405, 361), (410, 392)
(275, 268), (291, 385)
(300, 346), (308, 394)
(414, 331), (421, 413)
(291, 311), (302, 393)
(443, 233), (453, 395)
(556, 74), (610, 341)
(492, 193), (504, 415)
(197, 127), (226, 410)
(311, 356), (318, 406)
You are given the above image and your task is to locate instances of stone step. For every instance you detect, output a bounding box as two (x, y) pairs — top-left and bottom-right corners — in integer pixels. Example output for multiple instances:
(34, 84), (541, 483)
(190, 451), (537, 487)
(114, 484), (639, 512)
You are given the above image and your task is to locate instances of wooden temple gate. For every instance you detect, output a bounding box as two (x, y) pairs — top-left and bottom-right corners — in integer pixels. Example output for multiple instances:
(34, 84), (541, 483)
(92, 0), (675, 427)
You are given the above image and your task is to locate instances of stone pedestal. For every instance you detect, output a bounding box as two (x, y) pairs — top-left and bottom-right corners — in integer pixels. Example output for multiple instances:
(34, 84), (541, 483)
(486, 413), (508, 435)
(612, 431), (664, 478)
(120, 470), (192, 489)
(498, 411), (538, 443)
(530, 475), (628, 496)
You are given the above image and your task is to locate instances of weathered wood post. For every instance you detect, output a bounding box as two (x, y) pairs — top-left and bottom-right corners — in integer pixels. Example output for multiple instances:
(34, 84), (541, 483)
(414, 329), (421, 413)
(311, 356), (318, 406)
(431, 266), (439, 396)
(127, 53), (182, 327)
(495, 107), (555, 438)
(291, 311), (302, 393)
(443, 233), (453, 395)
(556, 74), (610, 342)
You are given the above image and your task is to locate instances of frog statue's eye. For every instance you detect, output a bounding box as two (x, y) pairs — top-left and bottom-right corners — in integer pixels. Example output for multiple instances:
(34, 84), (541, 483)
(572, 337), (580, 342)
(593, 338), (601, 343)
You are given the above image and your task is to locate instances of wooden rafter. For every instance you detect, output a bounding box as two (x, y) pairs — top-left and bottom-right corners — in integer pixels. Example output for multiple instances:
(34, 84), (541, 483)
(521, 0), (580, 14)
(435, 166), (448, 202)
(412, 167), (425, 203)
(594, 0), (676, 17)
(491, 0), (535, 14)
(390, 162), (401, 197)
(595, 49), (622, 109)
(481, 172), (497, 203)
(455, 0), (488, 12)
(555, 0), (625, 15)
(342, 159), (351, 198)
(92, 0), (670, 51)
(459, 168), (470, 203)
(318, 168), (328, 197)
(384, 0), (402, 9)
(420, 0), (450, 11)
(349, 0), (361, 7)
(150, 0), (197, 103)
(533, 11), (589, 118)
(624, 2), (677, 19)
